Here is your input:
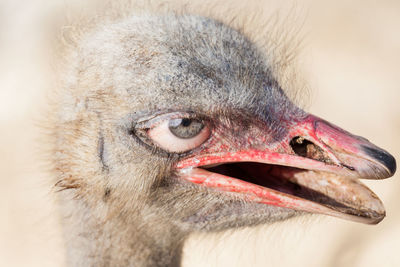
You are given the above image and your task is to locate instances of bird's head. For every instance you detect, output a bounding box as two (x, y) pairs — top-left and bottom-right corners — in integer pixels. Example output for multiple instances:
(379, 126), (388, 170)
(55, 15), (396, 233)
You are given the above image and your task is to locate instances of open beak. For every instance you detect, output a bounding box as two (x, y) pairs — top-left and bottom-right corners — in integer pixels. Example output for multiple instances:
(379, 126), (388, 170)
(176, 114), (396, 224)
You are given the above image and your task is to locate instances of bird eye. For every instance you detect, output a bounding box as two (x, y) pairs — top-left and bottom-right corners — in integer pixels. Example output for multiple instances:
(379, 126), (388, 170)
(146, 117), (210, 153)
(168, 118), (204, 139)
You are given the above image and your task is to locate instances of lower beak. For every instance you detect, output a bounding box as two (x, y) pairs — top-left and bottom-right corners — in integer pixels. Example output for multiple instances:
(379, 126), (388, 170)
(176, 114), (396, 224)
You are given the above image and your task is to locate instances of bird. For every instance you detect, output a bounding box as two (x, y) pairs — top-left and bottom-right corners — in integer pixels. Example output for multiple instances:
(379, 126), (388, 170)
(50, 12), (396, 267)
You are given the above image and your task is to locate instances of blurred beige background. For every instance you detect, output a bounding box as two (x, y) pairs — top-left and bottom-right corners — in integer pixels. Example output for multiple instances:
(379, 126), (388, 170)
(1, 0), (399, 266)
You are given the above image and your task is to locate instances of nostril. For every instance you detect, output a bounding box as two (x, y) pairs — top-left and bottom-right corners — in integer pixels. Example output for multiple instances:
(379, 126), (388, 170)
(290, 136), (311, 158)
(290, 136), (334, 164)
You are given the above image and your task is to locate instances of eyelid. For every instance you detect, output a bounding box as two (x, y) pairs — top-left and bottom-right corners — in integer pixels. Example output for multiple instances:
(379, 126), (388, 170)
(148, 120), (210, 153)
(136, 112), (196, 129)
(134, 112), (211, 154)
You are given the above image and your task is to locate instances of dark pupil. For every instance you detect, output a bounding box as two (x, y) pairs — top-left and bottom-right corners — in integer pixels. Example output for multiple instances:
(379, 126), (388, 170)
(181, 118), (191, 127)
(168, 118), (204, 139)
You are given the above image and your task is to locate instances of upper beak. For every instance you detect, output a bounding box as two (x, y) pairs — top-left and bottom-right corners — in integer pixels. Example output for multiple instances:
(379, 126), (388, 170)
(287, 115), (396, 179)
(176, 113), (396, 224)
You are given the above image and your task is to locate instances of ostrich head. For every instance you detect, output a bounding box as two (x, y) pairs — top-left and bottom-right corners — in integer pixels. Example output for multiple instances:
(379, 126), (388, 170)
(53, 14), (396, 266)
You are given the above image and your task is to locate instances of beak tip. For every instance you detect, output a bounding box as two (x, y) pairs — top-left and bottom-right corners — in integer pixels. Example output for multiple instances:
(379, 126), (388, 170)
(370, 212), (386, 225)
(361, 145), (397, 177)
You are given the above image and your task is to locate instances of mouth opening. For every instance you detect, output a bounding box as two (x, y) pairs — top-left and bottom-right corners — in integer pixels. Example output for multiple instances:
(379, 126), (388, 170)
(197, 160), (386, 224)
(203, 162), (349, 210)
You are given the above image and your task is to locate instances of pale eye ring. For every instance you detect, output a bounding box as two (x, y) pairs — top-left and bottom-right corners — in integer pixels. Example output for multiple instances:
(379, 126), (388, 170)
(147, 117), (210, 153)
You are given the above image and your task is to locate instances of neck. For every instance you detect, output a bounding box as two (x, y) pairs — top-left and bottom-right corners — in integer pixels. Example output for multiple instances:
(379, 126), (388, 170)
(58, 190), (186, 267)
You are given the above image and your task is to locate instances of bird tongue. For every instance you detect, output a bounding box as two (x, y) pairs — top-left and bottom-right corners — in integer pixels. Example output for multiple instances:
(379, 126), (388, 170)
(176, 114), (396, 224)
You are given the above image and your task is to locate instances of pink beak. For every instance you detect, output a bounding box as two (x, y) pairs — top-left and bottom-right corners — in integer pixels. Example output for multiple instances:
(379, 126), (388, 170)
(176, 114), (396, 224)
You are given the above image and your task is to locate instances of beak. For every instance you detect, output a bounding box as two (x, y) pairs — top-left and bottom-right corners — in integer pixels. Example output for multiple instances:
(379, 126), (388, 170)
(176, 114), (396, 224)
